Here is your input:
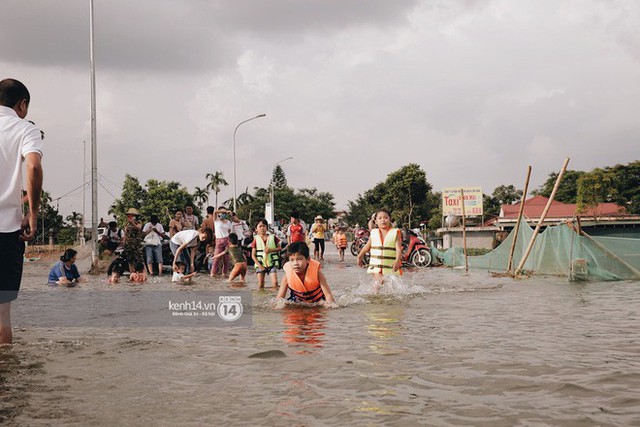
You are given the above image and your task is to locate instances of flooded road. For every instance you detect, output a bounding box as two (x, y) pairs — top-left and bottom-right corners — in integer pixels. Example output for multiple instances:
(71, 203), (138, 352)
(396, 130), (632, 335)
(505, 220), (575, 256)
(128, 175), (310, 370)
(2, 247), (639, 426)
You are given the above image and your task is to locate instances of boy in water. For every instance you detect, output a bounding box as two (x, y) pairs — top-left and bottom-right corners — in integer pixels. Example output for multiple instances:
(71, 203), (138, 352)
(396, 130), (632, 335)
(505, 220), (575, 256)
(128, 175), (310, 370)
(357, 209), (403, 288)
(211, 232), (247, 286)
(276, 242), (336, 306)
(172, 261), (196, 284)
(129, 261), (148, 283)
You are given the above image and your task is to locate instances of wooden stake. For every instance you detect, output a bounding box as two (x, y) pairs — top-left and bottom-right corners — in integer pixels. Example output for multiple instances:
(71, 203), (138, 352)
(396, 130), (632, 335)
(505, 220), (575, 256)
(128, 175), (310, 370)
(461, 188), (468, 273)
(515, 158), (570, 277)
(507, 166), (532, 273)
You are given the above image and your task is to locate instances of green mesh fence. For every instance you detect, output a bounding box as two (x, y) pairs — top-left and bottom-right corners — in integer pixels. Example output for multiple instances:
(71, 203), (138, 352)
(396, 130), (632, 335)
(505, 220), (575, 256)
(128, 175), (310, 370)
(432, 223), (640, 281)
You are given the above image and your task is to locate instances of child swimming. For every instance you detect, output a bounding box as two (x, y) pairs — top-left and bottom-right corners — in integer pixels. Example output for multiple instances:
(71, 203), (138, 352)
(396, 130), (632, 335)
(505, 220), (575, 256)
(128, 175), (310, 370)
(276, 242), (336, 305)
(172, 261), (196, 284)
(129, 261), (148, 283)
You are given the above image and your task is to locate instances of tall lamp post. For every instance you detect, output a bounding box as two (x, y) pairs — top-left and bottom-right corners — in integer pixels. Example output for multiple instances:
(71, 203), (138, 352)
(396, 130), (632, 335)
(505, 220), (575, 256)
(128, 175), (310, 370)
(89, 0), (99, 263)
(269, 156), (293, 225)
(233, 113), (266, 212)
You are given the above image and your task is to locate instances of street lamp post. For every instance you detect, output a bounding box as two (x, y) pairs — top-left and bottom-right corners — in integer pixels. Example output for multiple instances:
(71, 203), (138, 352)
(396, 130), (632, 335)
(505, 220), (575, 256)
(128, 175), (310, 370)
(233, 113), (266, 212)
(269, 156), (293, 225)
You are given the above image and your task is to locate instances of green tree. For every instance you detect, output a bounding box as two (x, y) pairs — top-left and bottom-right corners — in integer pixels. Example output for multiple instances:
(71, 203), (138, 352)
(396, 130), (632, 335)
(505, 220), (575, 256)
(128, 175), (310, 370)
(231, 184), (335, 228)
(346, 164), (433, 228)
(271, 165), (287, 189)
(206, 171), (228, 209)
(610, 161), (640, 214)
(110, 176), (196, 226)
(484, 185), (523, 217)
(29, 190), (64, 245)
(532, 170), (585, 203)
(109, 174), (145, 220)
(576, 168), (619, 214)
(193, 186), (208, 211)
(428, 192), (442, 229)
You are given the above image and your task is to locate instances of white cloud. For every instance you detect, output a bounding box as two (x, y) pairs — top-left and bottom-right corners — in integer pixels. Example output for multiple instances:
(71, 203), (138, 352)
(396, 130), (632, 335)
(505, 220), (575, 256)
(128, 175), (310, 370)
(2, 0), (639, 221)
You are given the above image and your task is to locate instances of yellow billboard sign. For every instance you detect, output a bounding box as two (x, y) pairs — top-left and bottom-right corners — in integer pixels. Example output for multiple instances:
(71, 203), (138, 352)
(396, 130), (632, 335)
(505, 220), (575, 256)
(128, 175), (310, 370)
(442, 187), (483, 216)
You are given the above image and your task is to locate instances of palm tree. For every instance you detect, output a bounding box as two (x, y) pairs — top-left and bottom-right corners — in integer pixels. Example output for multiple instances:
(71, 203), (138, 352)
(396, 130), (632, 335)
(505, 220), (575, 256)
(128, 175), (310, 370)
(205, 171), (228, 209)
(66, 211), (83, 244)
(193, 186), (208, 211)
(237, 187), (255, 206)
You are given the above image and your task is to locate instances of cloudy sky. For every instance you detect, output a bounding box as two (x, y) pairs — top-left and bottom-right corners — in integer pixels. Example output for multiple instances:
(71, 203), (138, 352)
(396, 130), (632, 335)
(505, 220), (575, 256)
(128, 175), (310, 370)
(2, 0), (639, 221)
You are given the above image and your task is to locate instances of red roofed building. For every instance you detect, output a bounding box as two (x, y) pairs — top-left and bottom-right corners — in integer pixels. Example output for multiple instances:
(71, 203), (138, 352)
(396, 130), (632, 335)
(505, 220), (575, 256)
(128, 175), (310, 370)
(495, 196), (640, 238)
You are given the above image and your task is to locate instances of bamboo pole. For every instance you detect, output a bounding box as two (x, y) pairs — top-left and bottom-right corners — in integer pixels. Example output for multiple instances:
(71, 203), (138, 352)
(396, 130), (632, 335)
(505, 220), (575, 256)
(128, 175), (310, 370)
(461, 188), (468, 273)
(514, 157), (570, 277)
(507, 166), (532, 273)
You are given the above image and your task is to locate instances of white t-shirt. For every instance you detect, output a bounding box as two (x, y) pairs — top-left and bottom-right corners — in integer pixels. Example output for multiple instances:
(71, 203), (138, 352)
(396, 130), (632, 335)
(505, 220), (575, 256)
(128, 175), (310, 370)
(214, 219), (233, 239)
(231, 220), (249, 238)
(0, 106), (44, 232)
(143, 222), (165, 246)
(172, 272), (185, 282)
(181, 213), (199, 230)
(101, 227), (123, 243)
(170, 229), (200, 247)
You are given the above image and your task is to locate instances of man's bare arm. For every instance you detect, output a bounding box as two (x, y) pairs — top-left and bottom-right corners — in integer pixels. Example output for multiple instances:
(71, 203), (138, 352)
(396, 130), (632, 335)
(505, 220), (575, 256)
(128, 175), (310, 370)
(21, 152), (43, 241)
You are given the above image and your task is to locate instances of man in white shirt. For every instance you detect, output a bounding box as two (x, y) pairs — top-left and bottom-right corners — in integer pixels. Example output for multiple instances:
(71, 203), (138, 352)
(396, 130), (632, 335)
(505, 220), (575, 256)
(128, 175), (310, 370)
(231, 212), (249, 241)
(0, 78), (44, 344)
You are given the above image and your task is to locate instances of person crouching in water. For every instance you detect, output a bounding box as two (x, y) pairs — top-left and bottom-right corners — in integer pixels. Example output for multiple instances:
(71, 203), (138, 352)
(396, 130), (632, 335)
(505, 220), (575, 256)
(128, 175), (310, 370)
(129, 261), (147, 283)
(211, 232), (247, 286)
(277, 242), (336, 305)
(172, 261), (196, 284)
(357, 209), (402, 289)
(48, 249), (87, 287)
(251, 219), (282, 289)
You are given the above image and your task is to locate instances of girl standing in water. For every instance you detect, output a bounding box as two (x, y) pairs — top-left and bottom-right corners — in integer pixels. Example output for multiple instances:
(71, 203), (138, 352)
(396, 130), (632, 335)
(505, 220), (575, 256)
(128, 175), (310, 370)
(357, 209), (403, 287)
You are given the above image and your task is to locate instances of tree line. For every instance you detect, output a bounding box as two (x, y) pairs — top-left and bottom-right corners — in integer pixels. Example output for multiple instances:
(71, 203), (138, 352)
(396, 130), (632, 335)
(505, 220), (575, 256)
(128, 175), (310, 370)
(34, 160), (640, 244)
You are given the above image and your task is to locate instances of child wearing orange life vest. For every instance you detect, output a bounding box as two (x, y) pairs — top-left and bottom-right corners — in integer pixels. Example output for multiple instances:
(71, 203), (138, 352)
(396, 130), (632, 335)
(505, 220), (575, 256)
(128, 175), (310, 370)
(333, 227), (348, 262)
(357, 209), (403, 287)
(276, 242), (336, 305)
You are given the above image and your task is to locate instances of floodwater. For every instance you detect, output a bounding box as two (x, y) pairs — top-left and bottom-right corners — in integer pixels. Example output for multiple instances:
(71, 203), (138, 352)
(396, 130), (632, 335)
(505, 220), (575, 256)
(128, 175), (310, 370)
(2, 246), (640, 426)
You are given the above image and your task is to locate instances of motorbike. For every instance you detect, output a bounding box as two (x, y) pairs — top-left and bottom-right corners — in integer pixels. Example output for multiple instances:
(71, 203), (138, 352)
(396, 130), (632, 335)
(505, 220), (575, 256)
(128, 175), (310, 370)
(360, 228), (432, 268)
(350, 227), (370, 256)
(401, 228), (432, 268)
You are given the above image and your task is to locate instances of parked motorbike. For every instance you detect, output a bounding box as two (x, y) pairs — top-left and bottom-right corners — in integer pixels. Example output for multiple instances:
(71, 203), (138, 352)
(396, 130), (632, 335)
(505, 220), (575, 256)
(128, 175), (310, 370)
(107, 247), (129, 275)
(360, 228), (432, 268)
(401, 228), (432, 268)
(350, 227), (370, 256)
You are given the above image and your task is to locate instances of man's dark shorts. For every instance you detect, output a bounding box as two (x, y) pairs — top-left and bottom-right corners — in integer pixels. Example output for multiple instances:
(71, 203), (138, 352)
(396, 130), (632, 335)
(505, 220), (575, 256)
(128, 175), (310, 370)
(0, 231), (25, 304)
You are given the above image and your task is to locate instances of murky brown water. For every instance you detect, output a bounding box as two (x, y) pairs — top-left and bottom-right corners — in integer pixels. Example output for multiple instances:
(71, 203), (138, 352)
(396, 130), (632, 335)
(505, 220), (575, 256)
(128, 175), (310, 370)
(2, 247), (640, 426)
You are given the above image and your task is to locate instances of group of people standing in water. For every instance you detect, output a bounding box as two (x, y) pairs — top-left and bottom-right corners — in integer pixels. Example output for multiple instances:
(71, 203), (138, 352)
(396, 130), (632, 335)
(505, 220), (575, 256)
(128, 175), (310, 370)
(64, 204), (403, 305)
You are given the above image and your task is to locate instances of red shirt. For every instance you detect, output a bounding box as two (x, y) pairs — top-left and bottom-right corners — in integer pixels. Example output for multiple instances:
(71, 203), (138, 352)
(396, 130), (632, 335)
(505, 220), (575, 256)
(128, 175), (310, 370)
(288, 223), (305, 243)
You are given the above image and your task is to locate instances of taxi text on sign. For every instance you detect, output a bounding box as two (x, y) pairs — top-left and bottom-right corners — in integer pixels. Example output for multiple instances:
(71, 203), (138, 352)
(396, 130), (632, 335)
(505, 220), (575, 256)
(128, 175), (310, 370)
(442, 187), (483, 216)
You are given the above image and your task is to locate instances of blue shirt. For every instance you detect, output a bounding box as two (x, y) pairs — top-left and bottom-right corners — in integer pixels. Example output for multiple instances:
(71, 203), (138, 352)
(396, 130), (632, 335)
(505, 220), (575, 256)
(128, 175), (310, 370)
(48, 261), (80, 284)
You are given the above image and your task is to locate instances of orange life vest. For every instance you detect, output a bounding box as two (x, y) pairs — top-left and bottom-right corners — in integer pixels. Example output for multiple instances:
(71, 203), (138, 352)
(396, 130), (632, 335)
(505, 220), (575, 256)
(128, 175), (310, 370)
(335, 233), (347, 248)
(284, 258), (325, 302)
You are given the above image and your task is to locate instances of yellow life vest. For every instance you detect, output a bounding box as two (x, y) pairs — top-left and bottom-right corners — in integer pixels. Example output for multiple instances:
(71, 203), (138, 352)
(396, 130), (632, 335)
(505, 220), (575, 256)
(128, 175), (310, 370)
(367, 228), (401, 276)
(255, 234), (280, 269)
